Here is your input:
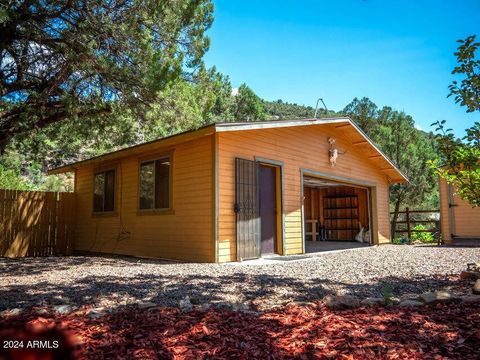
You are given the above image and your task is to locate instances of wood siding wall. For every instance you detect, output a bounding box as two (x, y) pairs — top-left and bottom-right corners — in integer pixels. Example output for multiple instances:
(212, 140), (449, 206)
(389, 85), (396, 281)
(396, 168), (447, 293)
(0, 190), (75, 257)
(439, 178), (480, 242)
(74, 135), (214, 262)
(217, 125), (391, 262)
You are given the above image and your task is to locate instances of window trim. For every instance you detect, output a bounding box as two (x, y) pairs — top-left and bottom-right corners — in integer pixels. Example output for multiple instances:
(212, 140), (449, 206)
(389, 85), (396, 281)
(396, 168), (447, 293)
(92, 166), (118, 217)
(137, 152), (174, 215)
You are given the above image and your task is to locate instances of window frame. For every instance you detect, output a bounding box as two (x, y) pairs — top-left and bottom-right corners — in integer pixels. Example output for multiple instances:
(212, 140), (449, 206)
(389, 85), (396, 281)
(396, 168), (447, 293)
(92, 167), (117, 216)
(137, 152), (174, 215)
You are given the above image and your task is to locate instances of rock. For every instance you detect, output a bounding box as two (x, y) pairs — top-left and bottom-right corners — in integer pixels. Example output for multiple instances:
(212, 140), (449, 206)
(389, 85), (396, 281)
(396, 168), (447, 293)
(460, 295), (480, 304)
(137, 301), (156, 309)
(231, 303), (250, 312)
(466, 263), (480, 272)
(388, 297), (401, 305)
(53, 304), (74, 314)
(460, 271), (480, 281)
(189, 297), (201, 305)
(419, 291), (458, 305)
(87, 308), (107, 319)
(473, 279), (480, 295)
(399, 299), (423, 307)
(34, 308), (49, 315)
(361, 297), (385, 307)
(179, 296), (193, 312)
(194, 303), (211, 311)
(0, 308), (23, 317)
(287, 301), (316, 308)
(323, 295), (360, 310)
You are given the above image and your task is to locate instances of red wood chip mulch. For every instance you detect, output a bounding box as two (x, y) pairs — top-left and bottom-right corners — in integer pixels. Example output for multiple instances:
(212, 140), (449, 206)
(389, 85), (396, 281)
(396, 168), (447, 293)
(1, 302), (479, 359)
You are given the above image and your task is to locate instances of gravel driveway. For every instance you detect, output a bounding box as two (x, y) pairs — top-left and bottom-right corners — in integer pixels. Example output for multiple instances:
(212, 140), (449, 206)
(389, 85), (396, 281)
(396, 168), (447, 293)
(1, 245), (479, 311)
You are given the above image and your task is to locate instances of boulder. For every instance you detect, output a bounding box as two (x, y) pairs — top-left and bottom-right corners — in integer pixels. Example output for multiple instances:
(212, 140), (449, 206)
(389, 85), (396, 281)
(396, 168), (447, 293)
(323, 295), (360, 310)
(473, 279), (480, 295)
(360, 297), (385, 307)
(419, 291), (458, 305)
(399, 299), (423, 307)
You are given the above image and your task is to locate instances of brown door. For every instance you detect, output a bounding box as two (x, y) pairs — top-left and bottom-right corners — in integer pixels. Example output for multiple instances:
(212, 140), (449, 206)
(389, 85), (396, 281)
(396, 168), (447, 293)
(259, 165), (277, 254)
(235, 158), (260, 260)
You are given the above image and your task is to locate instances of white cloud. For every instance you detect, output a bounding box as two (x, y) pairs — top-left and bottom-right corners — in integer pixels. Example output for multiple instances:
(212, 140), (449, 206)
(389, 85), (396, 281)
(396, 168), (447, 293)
(414, 123), (424, 131)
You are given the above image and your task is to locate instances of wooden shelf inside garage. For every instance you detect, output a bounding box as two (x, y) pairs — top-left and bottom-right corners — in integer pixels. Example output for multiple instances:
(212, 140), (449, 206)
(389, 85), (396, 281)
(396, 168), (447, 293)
(304, 185), (369, 242)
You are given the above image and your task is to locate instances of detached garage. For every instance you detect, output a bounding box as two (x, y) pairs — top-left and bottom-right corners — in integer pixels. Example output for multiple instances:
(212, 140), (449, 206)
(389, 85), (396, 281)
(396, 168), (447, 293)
(49, 117), (407, 262)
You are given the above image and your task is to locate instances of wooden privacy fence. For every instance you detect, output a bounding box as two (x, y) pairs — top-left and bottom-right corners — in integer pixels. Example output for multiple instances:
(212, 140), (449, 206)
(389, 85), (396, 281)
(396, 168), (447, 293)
(0, 189), (75, 257)
(391, 208), (441, 244)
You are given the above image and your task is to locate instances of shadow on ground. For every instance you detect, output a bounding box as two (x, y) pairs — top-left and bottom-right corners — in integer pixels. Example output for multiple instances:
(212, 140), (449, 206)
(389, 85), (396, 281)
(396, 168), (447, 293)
(0, 264), (471, 311)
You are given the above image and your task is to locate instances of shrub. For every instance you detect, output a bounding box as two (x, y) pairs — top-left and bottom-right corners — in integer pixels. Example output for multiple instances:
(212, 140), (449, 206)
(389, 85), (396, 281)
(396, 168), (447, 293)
(392, 237), (409, 245)
(410, 224), (435, 243)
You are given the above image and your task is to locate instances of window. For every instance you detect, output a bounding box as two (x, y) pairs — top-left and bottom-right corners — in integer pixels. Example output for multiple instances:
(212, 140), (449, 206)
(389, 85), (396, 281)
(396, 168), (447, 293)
(139, 157), (171, 210)
(93, 169), (116, 212)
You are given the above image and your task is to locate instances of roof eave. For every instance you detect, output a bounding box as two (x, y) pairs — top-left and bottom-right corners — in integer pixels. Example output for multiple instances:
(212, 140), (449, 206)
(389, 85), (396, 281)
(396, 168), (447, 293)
(47, 124), (216, 175)
(215, 117), (409, 184)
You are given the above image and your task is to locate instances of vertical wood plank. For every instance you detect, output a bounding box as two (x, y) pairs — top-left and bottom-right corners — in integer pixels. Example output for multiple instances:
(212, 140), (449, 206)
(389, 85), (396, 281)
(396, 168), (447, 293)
(0, 190), (75, 258)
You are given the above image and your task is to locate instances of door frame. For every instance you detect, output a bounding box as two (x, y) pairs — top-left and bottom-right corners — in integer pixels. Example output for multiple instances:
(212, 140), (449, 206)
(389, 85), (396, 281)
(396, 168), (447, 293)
(255, 157), (285, 256)
(300, 168), (378, 253)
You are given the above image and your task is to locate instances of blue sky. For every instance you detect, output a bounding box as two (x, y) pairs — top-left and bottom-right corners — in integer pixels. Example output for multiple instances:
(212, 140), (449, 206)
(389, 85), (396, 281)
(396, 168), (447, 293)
(204, 0), (480, 135)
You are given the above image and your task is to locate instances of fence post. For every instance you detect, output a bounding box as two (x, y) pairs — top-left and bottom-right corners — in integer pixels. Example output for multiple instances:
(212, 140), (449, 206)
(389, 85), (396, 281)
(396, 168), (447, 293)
(436, 220), (441, 246)
(406, 207), (411, 242)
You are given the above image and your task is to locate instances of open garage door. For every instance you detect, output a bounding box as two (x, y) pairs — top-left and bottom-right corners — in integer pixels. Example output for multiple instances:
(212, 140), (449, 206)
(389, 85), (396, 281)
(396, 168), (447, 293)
(303, 175), (373, 253)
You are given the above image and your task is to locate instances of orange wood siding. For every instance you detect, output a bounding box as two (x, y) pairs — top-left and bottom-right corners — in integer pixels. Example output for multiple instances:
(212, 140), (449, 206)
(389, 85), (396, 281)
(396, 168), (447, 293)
(439, 178), (480, 242)
(74, 135), (214, 262)
(217, 125), (392, 262)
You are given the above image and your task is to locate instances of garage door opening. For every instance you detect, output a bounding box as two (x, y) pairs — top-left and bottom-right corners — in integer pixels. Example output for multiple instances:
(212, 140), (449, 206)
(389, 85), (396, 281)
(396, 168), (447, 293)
(303, 176), (372, 253)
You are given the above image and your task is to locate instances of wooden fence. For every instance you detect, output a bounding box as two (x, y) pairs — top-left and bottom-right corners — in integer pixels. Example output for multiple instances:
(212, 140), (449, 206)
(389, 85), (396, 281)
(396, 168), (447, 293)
(391, 207), (441, 244)
(0, 189), (75, 257)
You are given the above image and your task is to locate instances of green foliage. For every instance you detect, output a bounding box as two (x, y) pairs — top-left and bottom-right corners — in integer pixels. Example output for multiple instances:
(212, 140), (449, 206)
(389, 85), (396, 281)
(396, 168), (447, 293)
(343, 98), (439, 213)
(448, 35), (480, 113)
(232, 84), (267, 121)
(342, 97), (379, 134)
(430, 35), (480, 208)
(392, 237), (409, 245)
(0, 164), (30, 190)
(0, 66), (270, 190)
(381, 282), (394, 305)
(0, 148), (73, 191)
(430, 121), (480, 207)
(263, 99), (334, 120)
(410, 224), (435, 243)
(0, 0), (214, 152)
